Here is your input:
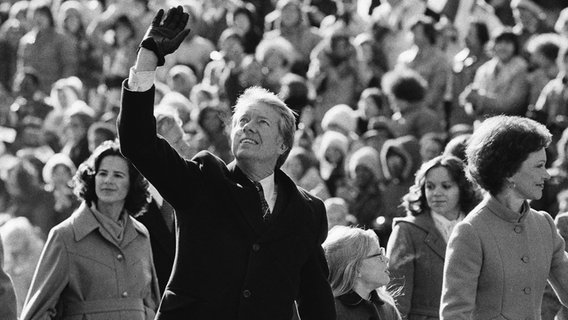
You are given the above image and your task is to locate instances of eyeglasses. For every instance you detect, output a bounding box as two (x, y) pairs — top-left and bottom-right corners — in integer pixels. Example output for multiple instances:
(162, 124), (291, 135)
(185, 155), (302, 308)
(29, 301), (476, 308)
(364, 247), (386, 260)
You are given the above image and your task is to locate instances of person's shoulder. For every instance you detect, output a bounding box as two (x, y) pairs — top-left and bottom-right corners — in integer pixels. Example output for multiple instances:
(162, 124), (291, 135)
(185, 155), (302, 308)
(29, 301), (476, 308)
(130, 215), (151, 238)
(393, 214), (428, 228)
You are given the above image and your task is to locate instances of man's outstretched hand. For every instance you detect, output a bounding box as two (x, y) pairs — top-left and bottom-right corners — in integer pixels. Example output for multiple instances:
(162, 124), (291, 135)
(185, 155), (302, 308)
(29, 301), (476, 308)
(139, 6), (191, 66)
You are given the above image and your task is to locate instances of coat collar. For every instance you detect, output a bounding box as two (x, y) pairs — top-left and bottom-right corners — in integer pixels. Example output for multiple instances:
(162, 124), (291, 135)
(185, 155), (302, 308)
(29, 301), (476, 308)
(485, 195), (530, 223)
(393, 213), (447, 258)
(72, 202), (148, 246)
(226, 161), (314, 241)
(337, 290), (384, 307)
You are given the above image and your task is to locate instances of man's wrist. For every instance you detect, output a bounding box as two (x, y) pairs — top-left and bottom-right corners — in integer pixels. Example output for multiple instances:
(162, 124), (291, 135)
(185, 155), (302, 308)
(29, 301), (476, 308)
(134, 48), (159, 71)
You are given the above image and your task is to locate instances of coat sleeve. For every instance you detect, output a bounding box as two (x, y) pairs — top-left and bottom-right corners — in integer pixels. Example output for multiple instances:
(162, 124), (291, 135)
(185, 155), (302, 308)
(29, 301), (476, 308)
(296, 198), (336, 320)
(20, 229), (69, 320)
(440, 222), (482, 319)
(118, 83), (207, 211)
(546, 213), (568, 306)
(386, 222), (415, 317)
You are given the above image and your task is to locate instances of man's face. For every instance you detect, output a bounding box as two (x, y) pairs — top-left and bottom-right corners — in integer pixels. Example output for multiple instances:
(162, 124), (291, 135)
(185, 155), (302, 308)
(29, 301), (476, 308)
(231, 102), (286, 168)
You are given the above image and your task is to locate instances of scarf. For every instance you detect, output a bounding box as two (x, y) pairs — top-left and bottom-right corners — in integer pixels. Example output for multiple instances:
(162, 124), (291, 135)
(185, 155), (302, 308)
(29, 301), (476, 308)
(89, 204), (128, 246)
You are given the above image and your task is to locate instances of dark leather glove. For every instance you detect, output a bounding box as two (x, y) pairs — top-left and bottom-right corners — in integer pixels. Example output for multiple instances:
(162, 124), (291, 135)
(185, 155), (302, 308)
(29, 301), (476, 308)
(139, 6), (191, 66)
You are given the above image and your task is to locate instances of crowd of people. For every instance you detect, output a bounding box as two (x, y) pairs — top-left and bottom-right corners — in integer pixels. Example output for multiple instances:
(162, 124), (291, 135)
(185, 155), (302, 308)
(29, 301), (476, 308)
(1, 0), (568, 319)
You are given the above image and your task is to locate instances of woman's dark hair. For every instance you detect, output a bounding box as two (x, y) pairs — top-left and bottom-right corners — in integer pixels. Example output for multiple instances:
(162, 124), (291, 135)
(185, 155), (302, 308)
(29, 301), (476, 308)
(410, 15), (437, 45)
(73, 140), (149, 214)
(381, 69), (427, 103)
(197, 105), (225, 133)
(466, 115), (551, 195)
(402, 155), (480, 216)
(493, 29), (521, 57)
(5, 158), (42, 197)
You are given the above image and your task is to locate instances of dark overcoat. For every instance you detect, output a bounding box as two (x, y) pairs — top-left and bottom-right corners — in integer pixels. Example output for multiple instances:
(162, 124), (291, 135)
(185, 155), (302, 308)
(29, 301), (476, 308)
(118, 84), (336, 320)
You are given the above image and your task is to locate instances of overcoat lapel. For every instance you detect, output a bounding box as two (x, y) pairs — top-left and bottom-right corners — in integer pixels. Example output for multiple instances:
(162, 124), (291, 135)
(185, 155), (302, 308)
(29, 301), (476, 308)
(226, 161), (266, 236)
(414, 214), (447, 259)
(261, 170), (313, 243)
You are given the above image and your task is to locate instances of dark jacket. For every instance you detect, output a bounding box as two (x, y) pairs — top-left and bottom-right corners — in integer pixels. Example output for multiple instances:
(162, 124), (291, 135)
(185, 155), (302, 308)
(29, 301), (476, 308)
(118, 83), (336, 320)
(135, 199), (176, 295)
(387, 213), (446, 319)
(335, 290), (401, 320)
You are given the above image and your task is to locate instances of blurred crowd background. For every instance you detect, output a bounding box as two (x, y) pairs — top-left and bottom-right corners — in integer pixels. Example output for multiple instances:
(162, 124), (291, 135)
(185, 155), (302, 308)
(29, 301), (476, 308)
(0, 0), (568, 316)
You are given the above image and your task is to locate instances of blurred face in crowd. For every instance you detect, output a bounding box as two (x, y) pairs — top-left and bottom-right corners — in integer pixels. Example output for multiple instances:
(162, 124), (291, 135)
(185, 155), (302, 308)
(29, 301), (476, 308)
(64, 11), (82, 33)
(52, 164), (73, 188)
(221, 36), (244, 62)
(115, 22), (134, 45)
(425, 166), (461, 219)
(201, 109), (223, 134)
(95, 155), (130, 207)
(65, 115), (87, 142)
(324, 146), (344, 165)
(354, 165), (375, 188)
(494, 39), (516, 63)
(280, 3), (300, 27)
(32, 10), (51, 30)
(233, 12), (251, 34)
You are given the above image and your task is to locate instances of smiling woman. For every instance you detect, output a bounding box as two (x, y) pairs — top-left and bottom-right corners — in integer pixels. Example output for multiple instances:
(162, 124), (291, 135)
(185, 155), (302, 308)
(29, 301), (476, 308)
(441, 115), (568, 319)
(20, 141), (160, 320)
(387, 155), (480, 319)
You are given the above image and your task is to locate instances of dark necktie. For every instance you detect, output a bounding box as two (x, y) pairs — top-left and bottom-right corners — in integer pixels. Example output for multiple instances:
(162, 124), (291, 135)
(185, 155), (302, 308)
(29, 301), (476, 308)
(253, 181), (271, 221)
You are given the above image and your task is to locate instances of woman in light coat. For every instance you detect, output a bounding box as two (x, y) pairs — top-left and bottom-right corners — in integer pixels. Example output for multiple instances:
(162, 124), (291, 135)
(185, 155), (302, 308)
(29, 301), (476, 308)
(441, 115), (568, 319)
(20, 141), (160, 320)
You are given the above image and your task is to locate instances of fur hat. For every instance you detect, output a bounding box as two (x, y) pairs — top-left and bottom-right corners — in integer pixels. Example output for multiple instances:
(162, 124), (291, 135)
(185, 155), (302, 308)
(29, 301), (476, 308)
(318, 131), (349, 160)
(321, 104), (356, 134)
(348, 146), (381, 180)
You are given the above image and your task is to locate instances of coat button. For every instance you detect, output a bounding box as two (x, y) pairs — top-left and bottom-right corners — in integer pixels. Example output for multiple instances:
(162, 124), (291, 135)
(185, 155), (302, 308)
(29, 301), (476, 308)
(514, 226), (522, 233)
(523, 287), (531, 294)
(243, 290), (251, 298)
(252, 243), (260, 252)
(117, 254), (124, 261)
(122, 291), (128, 297)
(521, 256), (529, 263)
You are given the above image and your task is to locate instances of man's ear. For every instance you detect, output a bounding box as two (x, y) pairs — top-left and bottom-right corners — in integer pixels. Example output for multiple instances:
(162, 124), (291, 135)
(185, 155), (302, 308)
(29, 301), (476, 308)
(279, 143), (289, 154)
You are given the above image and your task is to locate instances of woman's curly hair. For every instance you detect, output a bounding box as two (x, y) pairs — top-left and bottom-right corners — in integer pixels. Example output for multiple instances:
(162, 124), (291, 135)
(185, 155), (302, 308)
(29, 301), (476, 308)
(73, 140), (149, 214)
(402, 155), (481, 216)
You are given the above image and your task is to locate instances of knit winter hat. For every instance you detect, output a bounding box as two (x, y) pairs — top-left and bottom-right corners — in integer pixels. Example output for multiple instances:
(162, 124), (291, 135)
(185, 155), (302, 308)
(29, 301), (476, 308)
(348, 146), (381, 179)
(321, 104), (356, 134)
